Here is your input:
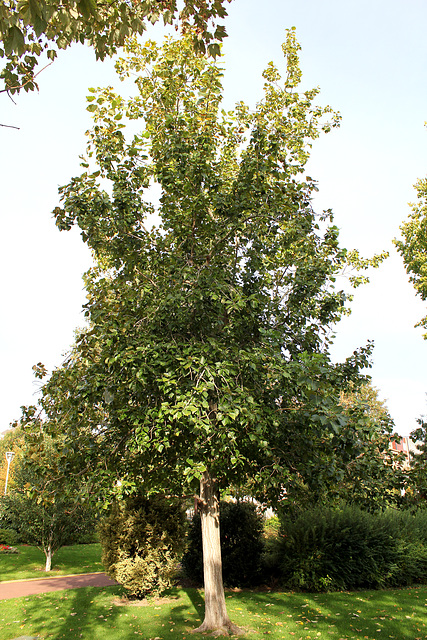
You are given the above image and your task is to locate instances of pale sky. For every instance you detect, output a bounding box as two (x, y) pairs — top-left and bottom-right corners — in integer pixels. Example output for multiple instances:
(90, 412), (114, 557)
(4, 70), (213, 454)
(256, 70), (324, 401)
(1, 0), (426, 436)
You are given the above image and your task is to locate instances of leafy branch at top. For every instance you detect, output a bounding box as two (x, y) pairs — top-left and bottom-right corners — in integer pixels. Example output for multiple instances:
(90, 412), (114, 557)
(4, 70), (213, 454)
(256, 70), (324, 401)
(0, 0), (232, 94)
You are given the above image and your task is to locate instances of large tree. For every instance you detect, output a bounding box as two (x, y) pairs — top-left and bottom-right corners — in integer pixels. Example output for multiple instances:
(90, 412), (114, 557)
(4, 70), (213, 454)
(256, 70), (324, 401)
(0, 0), (231, 93)
(23, 32), (385, 632)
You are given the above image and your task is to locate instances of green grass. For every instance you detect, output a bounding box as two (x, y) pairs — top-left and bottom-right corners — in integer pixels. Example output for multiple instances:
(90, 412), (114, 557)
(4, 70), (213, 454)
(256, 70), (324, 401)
(0, 544), (103, 581)
(0, 584), (426, 640)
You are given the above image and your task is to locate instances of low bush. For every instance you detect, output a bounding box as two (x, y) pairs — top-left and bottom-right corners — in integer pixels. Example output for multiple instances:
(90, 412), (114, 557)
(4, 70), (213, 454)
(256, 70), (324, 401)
(270, 505), (427, 592)
(99, 494), (186, 598)
(182, 500), (265, 587)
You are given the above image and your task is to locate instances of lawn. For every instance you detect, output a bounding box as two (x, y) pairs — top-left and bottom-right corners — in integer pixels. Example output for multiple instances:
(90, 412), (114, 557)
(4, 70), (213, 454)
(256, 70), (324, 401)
(0, 544), (103, 581)
(1, 545), (426, 639)
(0, 584), (426, 640)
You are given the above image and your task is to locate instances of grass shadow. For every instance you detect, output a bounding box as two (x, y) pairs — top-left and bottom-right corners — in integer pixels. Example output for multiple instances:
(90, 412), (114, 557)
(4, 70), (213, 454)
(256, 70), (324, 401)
(1, 584), (427, 639)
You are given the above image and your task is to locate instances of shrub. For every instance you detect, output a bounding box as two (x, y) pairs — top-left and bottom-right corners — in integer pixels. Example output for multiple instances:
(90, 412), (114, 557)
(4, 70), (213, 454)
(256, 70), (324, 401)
(271, 505), (427, 592)
(182, 500), (265, 587)
(99, 494), (186, 598)
(0, 528), (18, 545)
(382, 509), (427, 586)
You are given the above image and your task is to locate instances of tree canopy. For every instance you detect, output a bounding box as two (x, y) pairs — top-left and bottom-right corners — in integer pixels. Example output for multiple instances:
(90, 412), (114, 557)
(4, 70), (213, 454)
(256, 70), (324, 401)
(0, 0), (231, 93)
(20, 31), (387, 631)
(394, 175), (427, 337)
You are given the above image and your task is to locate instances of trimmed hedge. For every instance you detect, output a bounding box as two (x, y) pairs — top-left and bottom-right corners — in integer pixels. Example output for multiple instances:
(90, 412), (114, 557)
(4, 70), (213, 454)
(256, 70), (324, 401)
(182, 500), (264, 587)
(267, 505), (427, 592)
(99, 494), (186, 598)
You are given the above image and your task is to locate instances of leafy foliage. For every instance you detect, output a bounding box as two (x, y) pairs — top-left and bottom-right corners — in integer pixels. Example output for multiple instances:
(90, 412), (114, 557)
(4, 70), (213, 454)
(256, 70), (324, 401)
(0, 424), (24, 494)
(407, 417), (427, 506)
(1, 490), (97, 568)
(182, 500), (265, 587)
(0, 0), (231, 93)
(98, 494), (186, 598)
(0, 527), (18, 545)
(330, 382), (406, 510)
(272, 381), (406, 517)
(394, 175), (427, 337)
(24, 32), (386, 507)
(266, 505), (427, 592)
(0, 432), (98, 570)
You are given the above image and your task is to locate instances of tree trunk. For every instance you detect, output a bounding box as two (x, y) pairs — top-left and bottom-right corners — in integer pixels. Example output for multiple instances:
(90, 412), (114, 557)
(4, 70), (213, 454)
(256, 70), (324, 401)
(193, 470), (242, 635)
(45, 544), (53, 571)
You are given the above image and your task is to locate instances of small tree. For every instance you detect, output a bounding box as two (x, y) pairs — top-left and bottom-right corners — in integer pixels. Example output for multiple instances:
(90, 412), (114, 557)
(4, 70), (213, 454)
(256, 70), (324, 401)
(2, 492), (95, 570)
(2, 430), (97, 571)
(0, 424), (23, 495)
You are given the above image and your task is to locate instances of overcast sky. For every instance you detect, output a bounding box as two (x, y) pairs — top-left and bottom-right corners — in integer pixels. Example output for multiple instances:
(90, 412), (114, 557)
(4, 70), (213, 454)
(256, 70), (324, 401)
(1, 0), (426, 436)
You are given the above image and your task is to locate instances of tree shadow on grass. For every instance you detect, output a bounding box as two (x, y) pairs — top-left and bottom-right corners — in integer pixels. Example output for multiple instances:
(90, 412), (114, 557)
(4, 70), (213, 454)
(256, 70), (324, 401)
(222, 586), (427, 639)
(2, 584), (426, 639)
(0, 585), (204, 640)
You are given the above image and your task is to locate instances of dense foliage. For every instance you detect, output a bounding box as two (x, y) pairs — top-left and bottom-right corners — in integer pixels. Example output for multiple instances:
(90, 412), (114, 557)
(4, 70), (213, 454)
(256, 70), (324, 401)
(0, 0), (231, 93)
(407, 418), (427, 506)
(278, 382), (406, 516)
(24, 32), (385, 505)
(264, 505), (427, 592)
(182, 500), (265, 587)
(98, 494), (186, 598)
(395, 174), (427, 337)
(0, 527), (18, 545)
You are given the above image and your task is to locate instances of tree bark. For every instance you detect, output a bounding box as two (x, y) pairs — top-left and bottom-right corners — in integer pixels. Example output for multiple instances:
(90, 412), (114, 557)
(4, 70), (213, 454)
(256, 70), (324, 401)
(193, 470), (242, 635)
(45, 544), (52, 571)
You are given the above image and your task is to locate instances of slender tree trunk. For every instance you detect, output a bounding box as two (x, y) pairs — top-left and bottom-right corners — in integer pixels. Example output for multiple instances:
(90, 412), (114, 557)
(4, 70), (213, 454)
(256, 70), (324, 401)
(45, 544), (53, 571)
(193, 470), (242, 635)
(44, 529), (54, 571)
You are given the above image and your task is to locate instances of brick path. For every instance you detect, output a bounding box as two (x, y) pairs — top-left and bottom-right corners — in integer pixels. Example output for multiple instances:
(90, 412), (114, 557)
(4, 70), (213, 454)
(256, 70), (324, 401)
(0, 572), (117, 601)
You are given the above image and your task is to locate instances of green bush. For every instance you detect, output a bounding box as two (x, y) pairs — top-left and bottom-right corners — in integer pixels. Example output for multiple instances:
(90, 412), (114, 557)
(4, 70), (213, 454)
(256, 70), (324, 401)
(270, 505), (427, 592)
(99, 494), (186, 598)
(182, 500), (265, 587)
(382, 509), (427, 586)
(0, 527), (18, 546)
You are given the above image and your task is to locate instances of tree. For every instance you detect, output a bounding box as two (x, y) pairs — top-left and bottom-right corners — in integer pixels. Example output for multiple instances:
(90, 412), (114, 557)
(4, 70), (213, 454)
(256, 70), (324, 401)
(0, 424), (24, 494)
(394, 150), (427, 505)
(394, 175), (427, 337)
(0, 0), (231, 94)
(22, 32), (385, 632)
(407, 416), (427, 505)
(276, 381), (407, 515)
(335, 381), (407, 509)
(1, 431), (97, 570)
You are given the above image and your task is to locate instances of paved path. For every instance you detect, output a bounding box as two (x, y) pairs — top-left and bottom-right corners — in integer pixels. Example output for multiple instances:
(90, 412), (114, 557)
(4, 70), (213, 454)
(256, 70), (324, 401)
(0, 572), (117, 600)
